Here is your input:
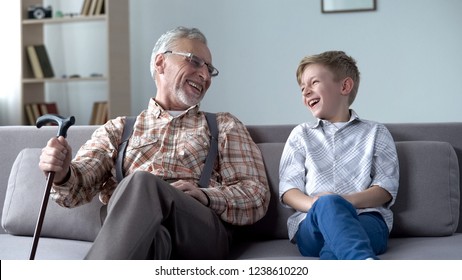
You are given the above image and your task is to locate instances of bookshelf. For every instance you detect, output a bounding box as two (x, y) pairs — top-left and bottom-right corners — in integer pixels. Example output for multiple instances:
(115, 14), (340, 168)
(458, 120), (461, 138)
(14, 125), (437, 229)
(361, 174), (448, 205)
(20, 0), (130, 125)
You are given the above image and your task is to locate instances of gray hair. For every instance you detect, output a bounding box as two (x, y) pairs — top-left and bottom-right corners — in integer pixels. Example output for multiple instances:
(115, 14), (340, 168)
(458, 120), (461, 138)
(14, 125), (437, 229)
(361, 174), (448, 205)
(150, 26), (208, 78)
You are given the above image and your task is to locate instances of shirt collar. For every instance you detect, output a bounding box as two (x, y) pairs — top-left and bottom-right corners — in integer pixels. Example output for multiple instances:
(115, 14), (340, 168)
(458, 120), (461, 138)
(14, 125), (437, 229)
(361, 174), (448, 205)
(147, 98), (200, 119)
(310, 109), (361, 129)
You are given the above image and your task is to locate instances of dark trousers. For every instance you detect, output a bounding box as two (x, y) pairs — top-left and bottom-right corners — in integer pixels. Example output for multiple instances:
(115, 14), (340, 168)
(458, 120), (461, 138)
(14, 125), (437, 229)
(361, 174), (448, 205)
(85, 171), (231, 259)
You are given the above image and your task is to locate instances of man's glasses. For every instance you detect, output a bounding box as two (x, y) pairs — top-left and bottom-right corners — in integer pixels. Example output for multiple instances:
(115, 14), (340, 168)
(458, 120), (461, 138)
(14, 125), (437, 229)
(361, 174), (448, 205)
(163, 51), (219, 77)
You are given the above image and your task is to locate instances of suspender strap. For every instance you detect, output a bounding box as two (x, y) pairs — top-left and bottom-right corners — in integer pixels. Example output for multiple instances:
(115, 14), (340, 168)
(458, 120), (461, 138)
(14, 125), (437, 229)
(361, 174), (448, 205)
(199, 112), (218, 188)
(116, 116), (136, 183)
(115, 113), (218, 188)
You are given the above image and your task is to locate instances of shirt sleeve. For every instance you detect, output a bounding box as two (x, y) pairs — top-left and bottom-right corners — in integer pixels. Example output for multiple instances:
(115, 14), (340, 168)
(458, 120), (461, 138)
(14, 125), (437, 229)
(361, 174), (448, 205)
(371, 124), (400, 208)
(201, 113), (270, 226)
(51, 117), (125, 208)
(278, 125), (307, 207)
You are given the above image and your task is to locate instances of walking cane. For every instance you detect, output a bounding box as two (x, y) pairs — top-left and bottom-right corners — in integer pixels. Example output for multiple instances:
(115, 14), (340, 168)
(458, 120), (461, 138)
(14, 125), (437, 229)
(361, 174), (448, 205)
(29, 114), (75, 260)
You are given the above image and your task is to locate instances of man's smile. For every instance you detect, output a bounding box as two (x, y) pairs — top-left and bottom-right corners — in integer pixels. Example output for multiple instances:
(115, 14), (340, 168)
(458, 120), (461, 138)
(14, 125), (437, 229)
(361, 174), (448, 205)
(187, 80), (203, 93)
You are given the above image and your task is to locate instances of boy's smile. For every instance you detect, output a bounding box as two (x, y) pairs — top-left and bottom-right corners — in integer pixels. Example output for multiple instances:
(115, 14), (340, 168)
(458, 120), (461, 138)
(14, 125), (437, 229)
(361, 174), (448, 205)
(307, 98), (320, 108)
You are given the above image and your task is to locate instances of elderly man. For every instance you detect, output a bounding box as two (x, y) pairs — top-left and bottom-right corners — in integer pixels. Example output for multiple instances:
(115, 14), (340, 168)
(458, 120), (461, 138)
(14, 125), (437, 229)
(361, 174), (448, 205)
(39, 26), (270, 259)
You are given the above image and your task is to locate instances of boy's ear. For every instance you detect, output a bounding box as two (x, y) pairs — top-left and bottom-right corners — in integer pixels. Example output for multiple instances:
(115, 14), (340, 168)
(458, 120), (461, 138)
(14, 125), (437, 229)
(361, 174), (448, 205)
(340, 77), (354, 96)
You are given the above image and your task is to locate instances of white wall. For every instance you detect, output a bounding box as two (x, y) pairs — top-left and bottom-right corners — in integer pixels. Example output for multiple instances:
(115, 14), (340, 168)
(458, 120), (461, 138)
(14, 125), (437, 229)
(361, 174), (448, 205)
(0, 2), (21, 125)
(130, 0), (462, 125)
(2, 0), (461, 126)
(44, 0), (107, 125)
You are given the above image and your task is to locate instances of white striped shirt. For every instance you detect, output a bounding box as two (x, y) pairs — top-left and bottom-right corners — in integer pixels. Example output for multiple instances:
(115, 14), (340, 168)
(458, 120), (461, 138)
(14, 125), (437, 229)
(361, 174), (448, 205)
(279, 110), (399, 241)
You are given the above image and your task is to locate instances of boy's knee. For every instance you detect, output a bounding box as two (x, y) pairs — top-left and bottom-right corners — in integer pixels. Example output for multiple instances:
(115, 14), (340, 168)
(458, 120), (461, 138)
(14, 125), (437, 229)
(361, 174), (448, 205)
(315, 194), (351, 209)
(317, 194), (342, 204)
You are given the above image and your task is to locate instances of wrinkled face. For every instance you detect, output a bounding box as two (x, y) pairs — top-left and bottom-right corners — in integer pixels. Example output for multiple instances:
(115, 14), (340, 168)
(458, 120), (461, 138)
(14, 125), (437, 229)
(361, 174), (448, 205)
(155, 38), (213, 110)
(299, 64), (350, 123)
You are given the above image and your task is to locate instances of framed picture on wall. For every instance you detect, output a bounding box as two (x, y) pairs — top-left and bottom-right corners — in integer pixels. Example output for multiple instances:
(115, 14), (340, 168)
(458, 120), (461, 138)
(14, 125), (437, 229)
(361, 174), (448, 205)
(321, 0), (377, 13)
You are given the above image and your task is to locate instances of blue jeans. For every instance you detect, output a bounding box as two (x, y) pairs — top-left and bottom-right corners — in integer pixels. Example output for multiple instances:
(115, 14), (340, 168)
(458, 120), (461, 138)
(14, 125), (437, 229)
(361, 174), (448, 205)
(295, 194), (389, 260)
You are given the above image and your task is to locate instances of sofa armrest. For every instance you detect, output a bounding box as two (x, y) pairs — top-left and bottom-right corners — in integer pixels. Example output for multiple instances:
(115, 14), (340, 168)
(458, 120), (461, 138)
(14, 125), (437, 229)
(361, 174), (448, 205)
(2, 148), (103, 241)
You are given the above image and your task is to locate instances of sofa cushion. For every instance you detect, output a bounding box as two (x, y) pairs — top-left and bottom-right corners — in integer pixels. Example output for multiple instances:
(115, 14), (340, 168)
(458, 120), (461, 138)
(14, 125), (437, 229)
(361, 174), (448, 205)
(2, 148), (102, 241)
(391, 141), (460, 236)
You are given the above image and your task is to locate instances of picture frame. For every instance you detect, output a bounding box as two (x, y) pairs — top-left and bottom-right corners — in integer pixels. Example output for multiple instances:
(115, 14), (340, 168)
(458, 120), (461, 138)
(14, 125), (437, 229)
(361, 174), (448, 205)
(321, 0), (377, 13)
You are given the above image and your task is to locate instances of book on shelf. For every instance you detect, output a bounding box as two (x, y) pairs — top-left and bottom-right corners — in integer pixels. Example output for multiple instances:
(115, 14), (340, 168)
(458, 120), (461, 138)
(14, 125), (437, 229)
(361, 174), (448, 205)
(88, 0), (99, 15)
(90, 101), (108, 125)
(95, 0), (105, 15)
(81, 0), (92, 15)
(26, 45), (54, 79)
(24, 104), (35, 125)
(82, 0), (105, 16)
(26, 45), (43, 79)
(34, 45), (54, 78)
(24, 102), (59, 125)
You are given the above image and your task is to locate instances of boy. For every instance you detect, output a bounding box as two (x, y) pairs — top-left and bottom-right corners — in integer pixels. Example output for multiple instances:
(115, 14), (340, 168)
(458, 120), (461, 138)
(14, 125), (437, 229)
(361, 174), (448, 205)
(279, 51), (399, 260)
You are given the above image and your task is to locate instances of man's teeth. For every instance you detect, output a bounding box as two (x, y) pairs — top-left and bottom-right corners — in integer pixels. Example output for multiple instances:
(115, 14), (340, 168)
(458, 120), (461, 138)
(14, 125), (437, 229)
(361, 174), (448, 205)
(188, 81), (202, 92)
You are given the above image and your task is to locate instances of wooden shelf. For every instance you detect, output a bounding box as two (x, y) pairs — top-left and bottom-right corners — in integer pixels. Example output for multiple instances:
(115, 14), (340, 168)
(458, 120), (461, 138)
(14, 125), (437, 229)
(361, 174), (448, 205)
(20, 0), (131, 125)
(22, 15), (106, 25)
(22, 76), (107, 84)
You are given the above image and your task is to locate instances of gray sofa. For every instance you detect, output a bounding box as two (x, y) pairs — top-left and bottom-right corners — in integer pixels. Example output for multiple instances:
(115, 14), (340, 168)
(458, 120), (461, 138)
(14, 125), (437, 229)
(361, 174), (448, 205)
(1, 123), (461, 260)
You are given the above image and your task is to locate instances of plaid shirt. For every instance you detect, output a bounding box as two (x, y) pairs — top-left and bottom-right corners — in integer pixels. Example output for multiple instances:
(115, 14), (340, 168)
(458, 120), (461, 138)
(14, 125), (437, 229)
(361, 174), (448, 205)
(52, 99), (270, 225)
(279, 110), (399, 241)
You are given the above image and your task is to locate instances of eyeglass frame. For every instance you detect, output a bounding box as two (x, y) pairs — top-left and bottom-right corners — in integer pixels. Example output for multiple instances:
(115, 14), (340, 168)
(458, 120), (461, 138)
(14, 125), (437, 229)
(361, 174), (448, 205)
(163, 51), (219, 77)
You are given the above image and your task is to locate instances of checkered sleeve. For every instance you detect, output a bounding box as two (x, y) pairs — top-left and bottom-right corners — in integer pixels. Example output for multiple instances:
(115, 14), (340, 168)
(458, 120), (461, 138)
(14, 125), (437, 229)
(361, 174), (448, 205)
(51, 118), (125, 207)
(202, 113), (270, 226)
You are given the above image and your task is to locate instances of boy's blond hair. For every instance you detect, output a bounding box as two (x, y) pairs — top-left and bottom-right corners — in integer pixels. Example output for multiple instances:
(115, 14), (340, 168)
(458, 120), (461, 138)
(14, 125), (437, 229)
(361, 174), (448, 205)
(296, 51), (360, 105)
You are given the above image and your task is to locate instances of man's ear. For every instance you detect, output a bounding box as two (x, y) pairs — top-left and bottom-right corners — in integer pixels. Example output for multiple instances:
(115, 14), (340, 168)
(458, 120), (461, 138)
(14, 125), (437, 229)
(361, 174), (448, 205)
(154, 53), (165, 74)
(340, 77), (354, 96)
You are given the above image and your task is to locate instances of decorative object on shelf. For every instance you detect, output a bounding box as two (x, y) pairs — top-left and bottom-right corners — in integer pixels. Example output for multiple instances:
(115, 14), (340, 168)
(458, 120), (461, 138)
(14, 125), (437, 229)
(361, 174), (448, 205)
(54, 10), (63, 18)
(27, 4), (52, 19)
(321, 0), (376, 13)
